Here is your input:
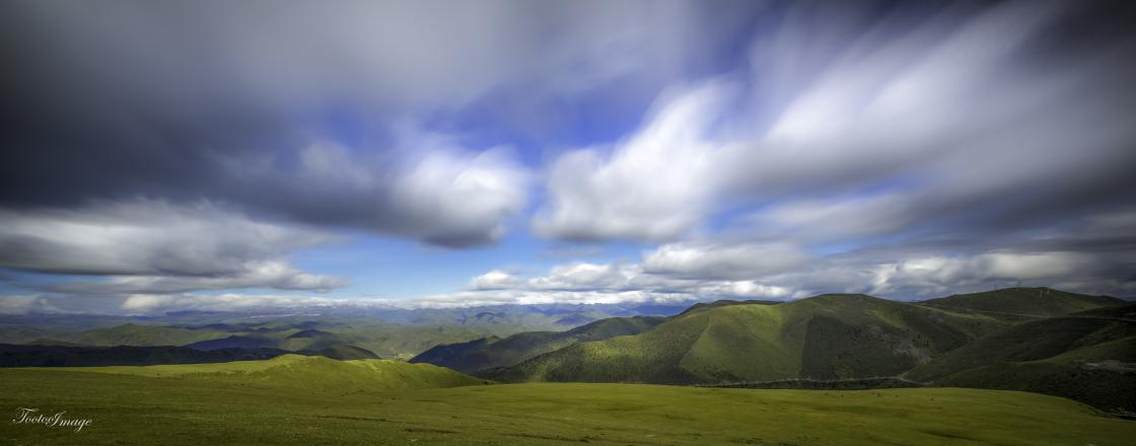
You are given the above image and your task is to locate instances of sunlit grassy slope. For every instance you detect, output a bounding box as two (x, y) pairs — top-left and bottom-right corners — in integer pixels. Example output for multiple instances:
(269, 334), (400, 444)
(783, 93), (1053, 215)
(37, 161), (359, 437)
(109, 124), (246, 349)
(68, 354), (488, 392)
(489, 294), (1007, 383)
(1, 363), (1133, 445)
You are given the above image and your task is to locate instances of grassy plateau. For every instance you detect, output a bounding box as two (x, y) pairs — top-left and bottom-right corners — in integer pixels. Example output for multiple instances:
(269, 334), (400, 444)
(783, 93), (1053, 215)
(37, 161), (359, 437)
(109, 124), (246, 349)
(2, 357), (1134, 445)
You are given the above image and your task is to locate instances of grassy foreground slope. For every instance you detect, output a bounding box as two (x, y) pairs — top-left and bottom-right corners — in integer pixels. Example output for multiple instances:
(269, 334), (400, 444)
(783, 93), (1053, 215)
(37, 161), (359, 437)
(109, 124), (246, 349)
(2, 366), (1134, 446)
(907, 304), (1136, 413)
(490, 294), (1006, 383)
(410, 316), (665, 374)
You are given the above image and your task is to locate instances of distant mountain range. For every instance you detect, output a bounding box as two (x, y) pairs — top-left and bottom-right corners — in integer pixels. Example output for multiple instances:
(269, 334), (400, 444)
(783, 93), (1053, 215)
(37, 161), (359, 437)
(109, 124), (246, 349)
(0, 301), (688, 360)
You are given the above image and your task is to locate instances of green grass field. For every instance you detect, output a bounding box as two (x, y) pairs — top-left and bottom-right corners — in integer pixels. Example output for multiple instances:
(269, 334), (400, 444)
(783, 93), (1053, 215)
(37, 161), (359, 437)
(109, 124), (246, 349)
(2, 359), (1133, 445)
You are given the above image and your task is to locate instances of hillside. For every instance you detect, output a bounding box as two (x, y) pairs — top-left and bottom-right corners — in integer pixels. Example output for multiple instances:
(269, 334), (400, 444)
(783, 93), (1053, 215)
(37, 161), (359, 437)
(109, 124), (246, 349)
(2, 367), (1133, 445)
(410, 316), (665, 373)
(487, 294), (1007, 384)
(0, 344), (289, 367)
(906, 304), (1136, 413)
(920, 287), (1125, 321)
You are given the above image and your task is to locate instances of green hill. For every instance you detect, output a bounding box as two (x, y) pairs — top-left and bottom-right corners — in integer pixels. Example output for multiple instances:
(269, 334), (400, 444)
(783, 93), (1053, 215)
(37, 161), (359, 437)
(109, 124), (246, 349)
(72, 354), (487, 393)
(410, 316), (665, 374)
(303, 343), (380, 360)
(920, 287), (1125, 321)
(906, 304), (1136, 413)
(487, 294), (1007, 384)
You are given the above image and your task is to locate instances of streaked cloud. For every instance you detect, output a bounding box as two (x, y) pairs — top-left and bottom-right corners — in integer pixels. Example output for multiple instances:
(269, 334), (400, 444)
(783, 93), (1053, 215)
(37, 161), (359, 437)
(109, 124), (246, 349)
(1, 1), (1133, 310)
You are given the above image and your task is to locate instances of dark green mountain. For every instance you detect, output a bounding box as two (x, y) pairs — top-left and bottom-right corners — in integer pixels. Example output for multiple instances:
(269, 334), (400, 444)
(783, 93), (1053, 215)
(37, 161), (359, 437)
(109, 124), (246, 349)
(0, 344), (290, 367)
(485, 294), (1008, 384)
(410, 316), (665, 374)
(906, 304), (1136, 413)
(67, 323), (231, 346)
(184, 335), (279, 350)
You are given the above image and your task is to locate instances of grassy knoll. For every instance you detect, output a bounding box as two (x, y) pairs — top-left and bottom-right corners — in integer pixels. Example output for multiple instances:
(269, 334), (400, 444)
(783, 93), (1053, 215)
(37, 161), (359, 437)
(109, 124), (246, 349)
(2, 362), (1134, 445)
(72, 354), (488, 393)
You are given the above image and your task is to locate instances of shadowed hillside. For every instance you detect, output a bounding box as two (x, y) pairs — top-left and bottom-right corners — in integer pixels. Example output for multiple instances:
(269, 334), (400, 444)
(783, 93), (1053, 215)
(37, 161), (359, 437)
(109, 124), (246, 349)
(906, 304), (1136, 413)
(410, 316), (665, 373)
(0, 344), (289, 367)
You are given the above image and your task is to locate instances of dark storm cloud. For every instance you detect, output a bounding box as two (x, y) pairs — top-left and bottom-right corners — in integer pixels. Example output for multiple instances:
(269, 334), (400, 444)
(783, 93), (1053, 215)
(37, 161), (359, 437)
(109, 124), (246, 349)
(0, 0), (553, 247)
(0, 0), (764, 247)
(0, 201), (346, 293)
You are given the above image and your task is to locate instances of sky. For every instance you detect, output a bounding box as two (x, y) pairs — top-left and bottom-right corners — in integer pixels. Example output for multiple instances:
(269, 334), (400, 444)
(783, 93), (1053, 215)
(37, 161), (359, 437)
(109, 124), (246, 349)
(1, 0), (1135, 315)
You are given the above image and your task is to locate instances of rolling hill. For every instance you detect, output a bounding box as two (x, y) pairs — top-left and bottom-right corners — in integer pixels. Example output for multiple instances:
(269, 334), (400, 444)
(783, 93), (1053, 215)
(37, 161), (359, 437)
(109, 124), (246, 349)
(485, 294), (1008, 384)
(73, 354), (487, 393)
(906, 303), (1136, 413)
(919, 287), (1125, 321)
(410, 316), (665, 374)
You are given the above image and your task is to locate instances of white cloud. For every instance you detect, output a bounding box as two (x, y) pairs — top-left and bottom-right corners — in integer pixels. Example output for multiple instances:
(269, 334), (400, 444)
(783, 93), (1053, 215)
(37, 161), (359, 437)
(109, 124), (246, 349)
(449, 243), (1125, 307)
(533, 82), (732, 241)
(867, 252), (1098, 296)
(528, 263), (638, 291)
(470, 270), (519, 290)
(692, 281), (796, 299)
(390, 146), (529, 246)
(642, 242), (809, 280)
(456, 243), (810, 304)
